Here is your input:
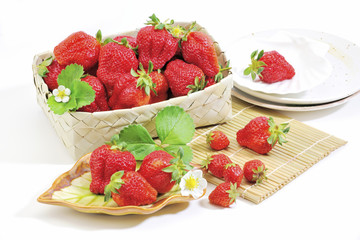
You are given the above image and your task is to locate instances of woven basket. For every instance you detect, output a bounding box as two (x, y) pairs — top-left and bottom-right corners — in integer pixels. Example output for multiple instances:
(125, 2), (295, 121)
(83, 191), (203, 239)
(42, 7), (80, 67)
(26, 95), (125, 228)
(32, 22), (233, 160)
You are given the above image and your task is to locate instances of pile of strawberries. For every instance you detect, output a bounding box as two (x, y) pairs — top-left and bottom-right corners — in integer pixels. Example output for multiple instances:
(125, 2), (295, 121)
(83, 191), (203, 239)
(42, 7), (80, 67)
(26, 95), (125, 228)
(89, 143), (192, 207)
(204, 115), (289, 207)
(87, 115), (289, 208)
(38, 14), (229, 112)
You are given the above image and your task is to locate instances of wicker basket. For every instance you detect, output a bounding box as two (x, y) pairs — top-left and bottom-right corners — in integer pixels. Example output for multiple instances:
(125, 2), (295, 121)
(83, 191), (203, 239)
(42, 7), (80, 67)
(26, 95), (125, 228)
(32, 22), (233, 160)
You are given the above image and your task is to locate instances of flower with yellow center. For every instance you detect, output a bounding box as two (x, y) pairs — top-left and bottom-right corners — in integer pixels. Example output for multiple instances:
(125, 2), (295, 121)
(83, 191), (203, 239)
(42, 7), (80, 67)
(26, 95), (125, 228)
(53, 85), (71, 103)
(180, 169), (207, 199)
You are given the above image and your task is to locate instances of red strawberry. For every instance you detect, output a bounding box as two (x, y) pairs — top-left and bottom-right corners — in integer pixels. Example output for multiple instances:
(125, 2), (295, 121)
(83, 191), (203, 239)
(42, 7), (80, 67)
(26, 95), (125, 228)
(136, 14), (179, 70)
(164, 59), (206, 97)
(208, 182), (240, 207)
(37, 56), (65, 91)
(104, 171), (157, 206)
(201, 153), (232, 178)
(244, 50), (295, 83)
(236, 116), (290, 154)
(54, 31), (101, 71)
(77, 75), (109, 112)
(223, 163), (244, 186)
(149, 70), (168, 103)
(113, 35), (137, 48)
(108, 72), (152, 110)
(96, 40), (138, 97)
(243, 159), (267, 184)
(138, 150), (175, 193)
(206, 130), (230, 151)
(89, 144), (136, 195)
(181, 27), (220, 77)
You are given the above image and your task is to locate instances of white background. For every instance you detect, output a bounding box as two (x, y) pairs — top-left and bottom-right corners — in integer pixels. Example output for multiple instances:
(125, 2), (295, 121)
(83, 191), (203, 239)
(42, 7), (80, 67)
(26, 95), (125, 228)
(1, 0), (360, 239)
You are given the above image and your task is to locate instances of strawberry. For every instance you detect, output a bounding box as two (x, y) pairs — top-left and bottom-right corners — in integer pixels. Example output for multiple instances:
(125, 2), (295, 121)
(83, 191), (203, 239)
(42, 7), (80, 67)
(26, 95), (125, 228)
(181, 25), (220, 77)
(113, 35), (137, 48)
(89, 144), (136, 195)
(131, 61), (169, 104)
(96, 39), (138, 97)
(53, 31), (101, 71)
(37, 56), (65, 91)
(104, 171), (157, 206)
(77, 75), (109, 112)
(201, 153), (232, 178)
(108, 71), (152, 110)
(149, 70), (168, 103)
(244, 50), (295, 83)
(136, 14), (179, 70)
(223, 163), (244, 186)
(236, 116), (290, 154)
(164, 59), (206, 97)
(208, 182), (240, 207)
(243, 159), (267, 184)
(138, 150), (175, 193)
(206, 130), (230, 151)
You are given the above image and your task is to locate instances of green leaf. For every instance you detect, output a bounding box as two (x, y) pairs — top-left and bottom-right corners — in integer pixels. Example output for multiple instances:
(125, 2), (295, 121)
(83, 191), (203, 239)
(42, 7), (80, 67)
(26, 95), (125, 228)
(156, 106), (195, 145)
(47, 95), (77, 115)
(116, 125), (156, 145)
(57, 64), (84, 87)
(113, 125), (158, 160)
(71, 80), (96, 110)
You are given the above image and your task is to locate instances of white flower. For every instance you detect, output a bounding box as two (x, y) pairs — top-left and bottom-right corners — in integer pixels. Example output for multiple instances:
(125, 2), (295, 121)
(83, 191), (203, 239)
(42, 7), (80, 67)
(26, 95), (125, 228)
(53, 85), (71, 103)
(180, 169), (207, 199)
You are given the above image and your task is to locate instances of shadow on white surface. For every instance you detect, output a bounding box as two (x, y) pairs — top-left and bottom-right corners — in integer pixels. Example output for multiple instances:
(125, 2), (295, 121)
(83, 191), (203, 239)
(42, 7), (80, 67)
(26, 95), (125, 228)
(17, 198), (191, 230)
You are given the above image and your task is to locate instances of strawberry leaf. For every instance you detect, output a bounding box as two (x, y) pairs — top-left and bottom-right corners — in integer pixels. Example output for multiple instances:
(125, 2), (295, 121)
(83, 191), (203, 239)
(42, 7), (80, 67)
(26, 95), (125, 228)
(163, 145), (193, 165)
(57, 64), (84, 87)
(71, 80), (96, 109)
(47, 95), (76, 115)
(156, 106), (195, 145)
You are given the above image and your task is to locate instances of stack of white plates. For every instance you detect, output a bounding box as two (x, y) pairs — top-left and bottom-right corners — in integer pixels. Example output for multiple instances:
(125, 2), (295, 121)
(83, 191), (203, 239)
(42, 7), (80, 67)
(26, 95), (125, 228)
(225, 29), (360, 111)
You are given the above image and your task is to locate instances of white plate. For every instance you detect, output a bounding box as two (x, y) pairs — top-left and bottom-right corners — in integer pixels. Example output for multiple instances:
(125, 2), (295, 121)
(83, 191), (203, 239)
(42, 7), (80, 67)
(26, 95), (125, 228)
(228, 30), (333, 94)
(226, 29), (360, 105)
(231, 88), (360, 112)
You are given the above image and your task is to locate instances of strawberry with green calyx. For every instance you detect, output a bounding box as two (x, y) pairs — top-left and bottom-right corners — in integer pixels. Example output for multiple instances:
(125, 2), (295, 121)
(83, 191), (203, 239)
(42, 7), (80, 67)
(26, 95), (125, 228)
(208, 182), (240, 207)
(54, 30), (101, 71)
(243, 159), (268, 185)
(37, 56), (65, 91)
(213, 61), (232, 83)
(206, 130), (230, 151)
(96, 38), (139, 97)
(236, 116), (290, 154)
(108, 72), (151, 110)
(47, 64), (95, 115)
(104, 170), (157, 206)
(164, 59), (205, 97)
(201, 153), (232, 178)
(89, 144), (137, 195)
(137, 14), (179, 70)
(131, 61), (169, 104)
(162, 147), (193, 184)
(244, 49), (295, 83)
(138, 150), (176, 193)
(223, 163), (244, 186)
(131, 61), (157, 96)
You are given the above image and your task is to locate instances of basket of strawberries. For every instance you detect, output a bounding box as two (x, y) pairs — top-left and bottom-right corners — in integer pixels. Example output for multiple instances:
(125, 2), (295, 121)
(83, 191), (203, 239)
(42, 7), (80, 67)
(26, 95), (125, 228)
(32, 14), (233, 160)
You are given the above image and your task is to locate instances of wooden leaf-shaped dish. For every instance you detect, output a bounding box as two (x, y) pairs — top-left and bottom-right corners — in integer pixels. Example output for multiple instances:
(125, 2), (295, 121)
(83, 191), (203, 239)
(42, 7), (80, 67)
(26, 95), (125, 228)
(38, 153), (205, 215)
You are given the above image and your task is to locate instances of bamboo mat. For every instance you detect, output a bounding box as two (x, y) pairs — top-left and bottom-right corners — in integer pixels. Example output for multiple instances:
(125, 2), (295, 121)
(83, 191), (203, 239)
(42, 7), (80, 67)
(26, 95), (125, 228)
(190, 97), (347, 204)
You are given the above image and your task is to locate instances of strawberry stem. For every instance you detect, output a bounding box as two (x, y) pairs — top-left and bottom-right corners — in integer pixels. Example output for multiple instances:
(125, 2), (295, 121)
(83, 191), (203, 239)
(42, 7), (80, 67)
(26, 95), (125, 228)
(267, 117), (290, 147)
(104, 171), (125, 202)
(243, 50), (267, 80)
